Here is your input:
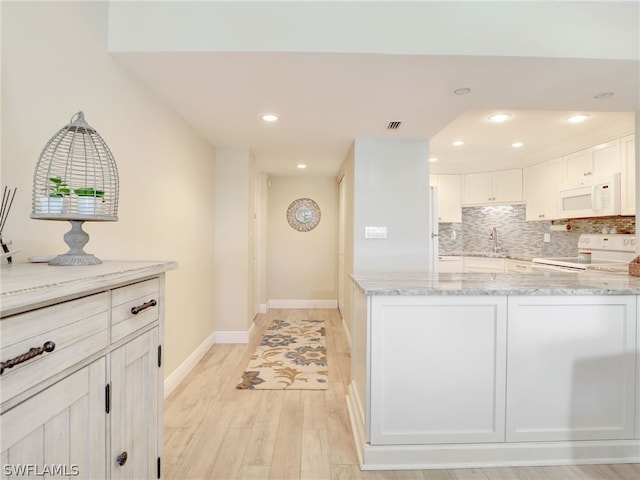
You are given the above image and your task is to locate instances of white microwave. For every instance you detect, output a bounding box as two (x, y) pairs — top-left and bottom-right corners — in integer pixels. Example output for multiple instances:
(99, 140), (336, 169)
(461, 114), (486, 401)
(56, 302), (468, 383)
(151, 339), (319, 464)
(558, 173), (620, 218)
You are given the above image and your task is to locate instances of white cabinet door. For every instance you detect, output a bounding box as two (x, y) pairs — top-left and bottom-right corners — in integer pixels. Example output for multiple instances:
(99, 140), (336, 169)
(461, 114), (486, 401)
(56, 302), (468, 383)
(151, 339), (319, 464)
(463, 169), (522, 205)
(524, 158), (562, 221)
(563, 139), (621, 183)
(463, 172), (493, 204)
(492, 169), (522, 203)
(438, 256), (463, 273)
(506, 296), (636, 442)
(505, 259), (532, 273)
(436, 175), (462, 223)
(463, 257), (505, 273)
(1, 359), (106, 479)
(369, 296), (507, 444)
(110, 328), (159, 480)
(621, 134), (635, 216)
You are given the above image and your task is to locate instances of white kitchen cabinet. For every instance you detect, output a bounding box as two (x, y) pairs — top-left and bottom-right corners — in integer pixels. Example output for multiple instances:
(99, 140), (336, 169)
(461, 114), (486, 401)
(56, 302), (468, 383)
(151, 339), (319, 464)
(463, 168), (522, 205)
(524, 157), (562, 221)
(506, 295), (637, 442)
(463, 256), (505, 273)
(562, 139), (621, 183)
(505, 258), (532, 273)
(438, 255), (463, 273)
(369, 295), (507, 445)
(0, 261), (176, 480)
(621, 134), (636, 215)
(110, 328), (159, 480)
(430, 174), (462, 222)
(1, 359), (106, 479)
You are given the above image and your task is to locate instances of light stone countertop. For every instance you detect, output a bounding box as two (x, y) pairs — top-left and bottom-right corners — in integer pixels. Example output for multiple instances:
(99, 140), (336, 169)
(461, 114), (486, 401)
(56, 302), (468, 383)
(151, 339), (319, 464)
(439, 252), (533, 261)
(351, 271), (640, 296)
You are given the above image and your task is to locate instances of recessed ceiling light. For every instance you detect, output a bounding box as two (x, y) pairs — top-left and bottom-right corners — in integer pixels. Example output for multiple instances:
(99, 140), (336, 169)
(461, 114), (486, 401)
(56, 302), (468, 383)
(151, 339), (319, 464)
(452, 140), (464, 146)
(488, 113), (512, 123)
(429, 157), (438, 162)
(261, 114), (279, 122)
(512, 142), (524, 148)
(594, 92), (614, 99)
(297, 164), (307, 169)
(454, 88), (471, 95)
(566, 114), (590, 124)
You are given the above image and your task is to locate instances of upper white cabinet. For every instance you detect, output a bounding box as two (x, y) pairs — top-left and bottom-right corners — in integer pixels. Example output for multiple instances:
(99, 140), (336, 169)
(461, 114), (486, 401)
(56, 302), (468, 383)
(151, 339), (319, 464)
(621, 134), (636, 215)
(430, 174), (462, 223)
(562, 139), (621, 183)
(463, 169), (522, 205)
(524, 157), (562, 221)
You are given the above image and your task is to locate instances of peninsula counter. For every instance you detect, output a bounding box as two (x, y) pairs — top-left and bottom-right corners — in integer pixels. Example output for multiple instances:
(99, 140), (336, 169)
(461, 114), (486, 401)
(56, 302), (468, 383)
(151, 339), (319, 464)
(347, 272), (640, 470)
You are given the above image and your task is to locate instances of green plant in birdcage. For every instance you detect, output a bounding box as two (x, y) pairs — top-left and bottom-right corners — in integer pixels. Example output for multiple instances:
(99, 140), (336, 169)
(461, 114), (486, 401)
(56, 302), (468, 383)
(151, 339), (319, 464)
(73, 187), (105, 198)
(47, 177), (70, 197)
(38, 177), (69, 215)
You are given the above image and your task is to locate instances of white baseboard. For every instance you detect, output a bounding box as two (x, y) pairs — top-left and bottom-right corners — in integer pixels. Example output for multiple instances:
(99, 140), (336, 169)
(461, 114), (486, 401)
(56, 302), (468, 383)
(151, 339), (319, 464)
(164, 331), (215, 399)
(258, 303), (268, 314)
(214, 321), (254, 344)
(268, 299), (338, 309)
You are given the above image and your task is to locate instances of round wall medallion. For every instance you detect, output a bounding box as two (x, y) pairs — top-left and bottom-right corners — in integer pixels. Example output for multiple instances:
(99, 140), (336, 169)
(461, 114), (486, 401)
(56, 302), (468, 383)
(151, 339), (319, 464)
(286, 198), (321, 232)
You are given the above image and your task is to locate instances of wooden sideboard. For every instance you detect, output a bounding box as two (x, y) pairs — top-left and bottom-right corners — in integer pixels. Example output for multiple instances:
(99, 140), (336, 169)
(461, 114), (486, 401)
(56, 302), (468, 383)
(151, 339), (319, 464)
(1, 261), (177, 479)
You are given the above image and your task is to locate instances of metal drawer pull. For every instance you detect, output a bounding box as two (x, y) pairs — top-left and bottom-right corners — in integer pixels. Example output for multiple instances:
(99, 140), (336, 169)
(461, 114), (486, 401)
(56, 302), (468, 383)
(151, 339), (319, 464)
(0, 341), (56, 375)
(116, 451), (128, 466)
(131, 299), (157, 315)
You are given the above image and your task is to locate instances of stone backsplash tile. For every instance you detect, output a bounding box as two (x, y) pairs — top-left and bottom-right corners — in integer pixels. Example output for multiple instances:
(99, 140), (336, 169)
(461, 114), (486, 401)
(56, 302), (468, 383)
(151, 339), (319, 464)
(438, 204), (636, 258)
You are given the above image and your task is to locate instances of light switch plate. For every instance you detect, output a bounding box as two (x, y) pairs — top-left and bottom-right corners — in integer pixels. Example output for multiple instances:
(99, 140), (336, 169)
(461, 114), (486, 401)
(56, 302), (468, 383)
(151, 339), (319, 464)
(365, 226), (387, 239)
(543, 233), (551, 243)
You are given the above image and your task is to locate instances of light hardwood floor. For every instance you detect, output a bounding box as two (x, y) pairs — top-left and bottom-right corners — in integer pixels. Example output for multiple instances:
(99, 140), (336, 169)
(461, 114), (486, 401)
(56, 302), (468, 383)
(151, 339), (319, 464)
(164, 308), (640, 480)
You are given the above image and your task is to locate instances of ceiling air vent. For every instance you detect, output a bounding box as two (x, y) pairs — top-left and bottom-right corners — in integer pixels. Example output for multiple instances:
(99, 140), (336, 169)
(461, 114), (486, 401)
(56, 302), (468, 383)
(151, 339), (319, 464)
(386, 121), (402, 130)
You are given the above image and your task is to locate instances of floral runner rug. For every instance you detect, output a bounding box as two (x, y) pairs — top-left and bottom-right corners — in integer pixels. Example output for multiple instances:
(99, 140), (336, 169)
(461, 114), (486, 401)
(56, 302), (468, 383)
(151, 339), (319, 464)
(236, 318), (328, 390)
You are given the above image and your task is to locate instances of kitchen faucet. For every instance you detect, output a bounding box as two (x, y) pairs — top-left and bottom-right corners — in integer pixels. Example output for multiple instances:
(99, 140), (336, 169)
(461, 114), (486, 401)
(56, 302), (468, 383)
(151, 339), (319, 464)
(489, 227), (498, 253)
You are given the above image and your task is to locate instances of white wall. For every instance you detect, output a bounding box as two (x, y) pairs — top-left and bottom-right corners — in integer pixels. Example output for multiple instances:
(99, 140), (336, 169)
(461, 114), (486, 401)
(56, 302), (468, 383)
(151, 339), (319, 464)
(353, 139), (432, 273)
(213, 148), (255, 335)
(1, 1), (217, 379)
(267, 176), (338, 306)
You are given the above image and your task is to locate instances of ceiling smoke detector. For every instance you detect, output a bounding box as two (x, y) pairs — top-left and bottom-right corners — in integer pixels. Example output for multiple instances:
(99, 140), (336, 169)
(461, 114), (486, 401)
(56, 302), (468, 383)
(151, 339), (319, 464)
(386, 121), (403, 130)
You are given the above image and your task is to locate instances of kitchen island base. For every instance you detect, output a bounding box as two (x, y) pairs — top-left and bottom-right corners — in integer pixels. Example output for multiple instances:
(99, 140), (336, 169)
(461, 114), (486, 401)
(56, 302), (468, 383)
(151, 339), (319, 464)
(347, 273), (640, 470)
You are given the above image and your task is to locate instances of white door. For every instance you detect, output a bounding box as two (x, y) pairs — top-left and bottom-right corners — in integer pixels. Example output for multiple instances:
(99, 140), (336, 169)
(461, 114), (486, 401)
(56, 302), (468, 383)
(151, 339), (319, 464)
(110, 328), (159, 480)
(1, 359), (106, 479)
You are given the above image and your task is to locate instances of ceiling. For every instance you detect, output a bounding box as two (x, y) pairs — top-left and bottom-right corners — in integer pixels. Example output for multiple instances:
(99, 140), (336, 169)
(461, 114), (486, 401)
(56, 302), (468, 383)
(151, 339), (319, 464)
(111, 51), (639, 176)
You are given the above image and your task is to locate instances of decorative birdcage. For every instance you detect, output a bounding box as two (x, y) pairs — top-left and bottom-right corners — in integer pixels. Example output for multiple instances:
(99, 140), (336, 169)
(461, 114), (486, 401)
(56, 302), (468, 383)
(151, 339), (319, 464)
(31, 111), (119, 266)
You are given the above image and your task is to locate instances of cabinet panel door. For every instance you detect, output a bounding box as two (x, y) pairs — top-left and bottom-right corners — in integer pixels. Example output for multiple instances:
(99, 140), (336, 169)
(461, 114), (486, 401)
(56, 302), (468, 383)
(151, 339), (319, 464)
(592, 139), (621, 177)
(110, 327), (159, 480)
(463, 172), (493, 204)
(369, 296), (507, 444)
(506, 296), (636, 442)
(1, 359), (106, 479)
(492, 169), (522, 203)
(437, 175), (462, 223)
(524, 159), (562, 221)
(563, 148), (592, 182)
(621, 135), (636, 216)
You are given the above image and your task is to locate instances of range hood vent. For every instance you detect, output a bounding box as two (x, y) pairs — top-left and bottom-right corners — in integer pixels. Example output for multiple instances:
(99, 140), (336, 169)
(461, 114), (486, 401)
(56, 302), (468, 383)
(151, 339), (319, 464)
(386, 121), (402, 130)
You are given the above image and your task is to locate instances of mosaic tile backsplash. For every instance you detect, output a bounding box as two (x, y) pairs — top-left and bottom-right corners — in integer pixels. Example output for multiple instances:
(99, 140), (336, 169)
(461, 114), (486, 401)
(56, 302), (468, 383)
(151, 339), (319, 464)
(438, 204), (636, 258)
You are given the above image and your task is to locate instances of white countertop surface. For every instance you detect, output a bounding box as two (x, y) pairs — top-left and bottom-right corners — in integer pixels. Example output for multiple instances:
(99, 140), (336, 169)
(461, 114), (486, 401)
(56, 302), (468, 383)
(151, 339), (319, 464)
(351, 271), (640, 296)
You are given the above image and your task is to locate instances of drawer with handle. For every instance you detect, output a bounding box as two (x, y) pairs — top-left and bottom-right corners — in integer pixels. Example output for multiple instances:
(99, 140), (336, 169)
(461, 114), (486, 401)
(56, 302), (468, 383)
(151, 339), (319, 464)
(111, 278), (160, 343)
(0, 292), (109, 407)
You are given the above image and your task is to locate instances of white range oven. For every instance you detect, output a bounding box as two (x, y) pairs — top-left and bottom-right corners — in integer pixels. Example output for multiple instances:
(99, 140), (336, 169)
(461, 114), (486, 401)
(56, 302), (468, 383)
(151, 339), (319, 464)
(532, 233), (636, 273)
